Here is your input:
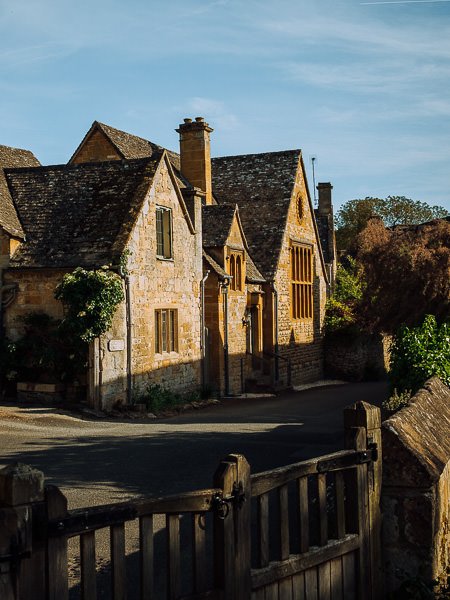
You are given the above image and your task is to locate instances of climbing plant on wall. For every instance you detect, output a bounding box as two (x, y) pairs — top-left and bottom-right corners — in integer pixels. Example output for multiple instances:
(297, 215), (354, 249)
(55, 266), (124, 343)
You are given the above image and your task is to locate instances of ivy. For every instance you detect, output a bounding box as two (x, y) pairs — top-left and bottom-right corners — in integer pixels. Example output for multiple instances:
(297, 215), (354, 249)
(55, 267), (124, 343)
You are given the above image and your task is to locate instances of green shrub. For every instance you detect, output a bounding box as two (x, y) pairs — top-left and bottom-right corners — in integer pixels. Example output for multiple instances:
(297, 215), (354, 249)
(137, 383), (183, 413)
(382, 388), (412, 414)
(389, 315), (450, 394)
(324, 256), (365, 335)
(10, 312), (88, 384)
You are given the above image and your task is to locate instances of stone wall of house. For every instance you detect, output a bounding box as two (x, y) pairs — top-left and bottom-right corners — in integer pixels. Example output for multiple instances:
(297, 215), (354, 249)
(107, 158), (203, 405)
(203, 213), (260, 396)
(324, 333), (391, 381)
(382, 377), (450, 594)
(71, 130), (122, 164)
(273, 162), (327, 385)
(2, 269), (65, 339)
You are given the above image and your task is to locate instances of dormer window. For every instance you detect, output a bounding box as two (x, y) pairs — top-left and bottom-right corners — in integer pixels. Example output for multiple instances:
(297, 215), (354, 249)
(156, 206), (172, 259)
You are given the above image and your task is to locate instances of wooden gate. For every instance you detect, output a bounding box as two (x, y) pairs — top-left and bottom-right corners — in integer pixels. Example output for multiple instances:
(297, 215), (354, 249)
(0, 401), (382, 600)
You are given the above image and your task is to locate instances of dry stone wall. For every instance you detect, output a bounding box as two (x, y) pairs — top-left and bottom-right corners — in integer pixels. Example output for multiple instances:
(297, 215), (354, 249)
(382, 377), (450, 593)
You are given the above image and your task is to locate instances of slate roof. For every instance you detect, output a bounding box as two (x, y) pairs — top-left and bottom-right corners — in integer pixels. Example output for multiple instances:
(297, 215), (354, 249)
(202, 204), (237, 248)
(70, 121), (185, 183)
(211, 150), (301, 280)
(0, 145), (40, 238)
(203, 250), (227, 278)
(5, 156), (162, 268)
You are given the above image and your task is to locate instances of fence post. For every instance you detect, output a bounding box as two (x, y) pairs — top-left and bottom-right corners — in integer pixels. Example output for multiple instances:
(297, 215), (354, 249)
(213, 454), (251, 600)
(344, 401), (383, 600)
(0, 463), (45, 600)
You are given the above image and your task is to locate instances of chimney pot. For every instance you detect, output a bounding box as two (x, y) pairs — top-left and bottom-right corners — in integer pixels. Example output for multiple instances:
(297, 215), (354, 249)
(195, 117), (204, 122)
(184, 118), (192, 124)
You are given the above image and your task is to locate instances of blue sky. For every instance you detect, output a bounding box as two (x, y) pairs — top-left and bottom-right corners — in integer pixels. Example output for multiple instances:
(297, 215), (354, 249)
(1, 0), (449, 212)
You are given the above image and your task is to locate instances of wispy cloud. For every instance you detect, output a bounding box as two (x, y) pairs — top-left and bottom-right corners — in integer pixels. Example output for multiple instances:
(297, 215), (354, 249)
(185, 97), (239, 130)
(361, 1), (450, 5)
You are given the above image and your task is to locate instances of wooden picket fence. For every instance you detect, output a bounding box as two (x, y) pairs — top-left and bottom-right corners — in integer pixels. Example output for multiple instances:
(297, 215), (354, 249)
(0, 401), (382, 600)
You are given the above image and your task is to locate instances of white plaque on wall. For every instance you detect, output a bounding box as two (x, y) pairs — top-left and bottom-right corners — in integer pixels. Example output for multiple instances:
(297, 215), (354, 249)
(108, 339), (125, 352)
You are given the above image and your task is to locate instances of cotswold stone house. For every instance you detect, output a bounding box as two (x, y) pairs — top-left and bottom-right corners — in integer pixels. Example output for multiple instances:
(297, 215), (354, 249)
(0, 118), (335, 407)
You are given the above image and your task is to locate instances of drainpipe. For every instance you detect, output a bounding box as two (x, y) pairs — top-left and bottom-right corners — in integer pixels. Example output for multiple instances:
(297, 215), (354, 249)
(124, 275), (132, 404)
(272, 284), (279, 382)
(200, 270), (210, 388)
(220, 277), (232, 396)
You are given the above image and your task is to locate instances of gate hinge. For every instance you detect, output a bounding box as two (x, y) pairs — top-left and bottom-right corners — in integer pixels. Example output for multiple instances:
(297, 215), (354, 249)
(356, 443), (378, 464)
(212, 482), (246, 520)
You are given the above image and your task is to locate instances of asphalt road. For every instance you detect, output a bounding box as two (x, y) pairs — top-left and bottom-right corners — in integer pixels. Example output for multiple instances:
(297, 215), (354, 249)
(0, 381), (389, 508)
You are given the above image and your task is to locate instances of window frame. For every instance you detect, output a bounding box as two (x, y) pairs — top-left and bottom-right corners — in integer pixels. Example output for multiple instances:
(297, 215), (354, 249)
(228, 251), (244, 291)
(156, 206), (173, 260)
(155, 308), (178, 354)
(290, 242), (314, 320)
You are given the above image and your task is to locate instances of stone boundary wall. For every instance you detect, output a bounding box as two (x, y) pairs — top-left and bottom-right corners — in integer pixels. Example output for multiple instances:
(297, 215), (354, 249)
(381, 377), (450, 593)
(324, 333), (390, 381)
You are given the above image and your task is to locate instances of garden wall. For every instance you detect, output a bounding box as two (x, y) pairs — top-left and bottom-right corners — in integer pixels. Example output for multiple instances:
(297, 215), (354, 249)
(381, 377), (450, 594)
(324, 333), (390, 381)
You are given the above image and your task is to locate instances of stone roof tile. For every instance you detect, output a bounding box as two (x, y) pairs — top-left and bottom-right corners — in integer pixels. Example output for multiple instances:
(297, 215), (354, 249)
(6, 156), (161, 268)
(202, 204), (236, 248)
(211, 150), (301, 279)
(0, 145), (40, 238)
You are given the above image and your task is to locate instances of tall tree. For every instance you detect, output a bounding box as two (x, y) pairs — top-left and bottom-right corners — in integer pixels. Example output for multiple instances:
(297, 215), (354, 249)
(336, 196), (448, 252)
(356, 217), (450, 333)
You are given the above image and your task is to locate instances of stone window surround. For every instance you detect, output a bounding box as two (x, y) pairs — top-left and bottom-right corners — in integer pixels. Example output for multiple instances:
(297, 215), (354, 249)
(290, 241), (313, 321)
(156, 205), (173, 260)
(155, 308), (178, 354)
(226, 248), (245, 292)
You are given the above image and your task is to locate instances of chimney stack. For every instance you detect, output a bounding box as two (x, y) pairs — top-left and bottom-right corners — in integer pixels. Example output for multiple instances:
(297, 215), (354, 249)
(176, 117), (214, 205)
(317, 182), (333, 216)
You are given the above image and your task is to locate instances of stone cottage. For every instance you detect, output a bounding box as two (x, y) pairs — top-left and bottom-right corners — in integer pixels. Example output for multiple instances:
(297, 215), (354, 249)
(0, 117), (335, 406)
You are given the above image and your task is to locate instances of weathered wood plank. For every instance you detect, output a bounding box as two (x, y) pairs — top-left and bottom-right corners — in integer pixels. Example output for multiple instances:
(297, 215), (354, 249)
(46, 486), (69, 600)
(292, 573), (305, 600)
(297, 477), (309, 554)
(330, 557), (343, 600)
(317, 475), (327, 546)
(318, 562), (331, 600)
(251, 451), (359, 497)
(279, 484), (290, 561)
(252, 589), (265, 600)
(264, 583), (278, 600)
(213, 460), (237, 598)
(334, 472), (345, 540)
(139, 514), (153, 600)
(342, 553), (356, 600)
(49, 489), (221, 538)
(279, 577), (293, 600)
(167, 514), (181, 600)
(192, 513), (207, 594)
(80, 531), (96, 600)
(304, 569), (318, 600)
(110, 523), (126, 600)
(257, 494), (270, 567)
(229, 455), (252, 600)
(251, 535), (359, 590)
